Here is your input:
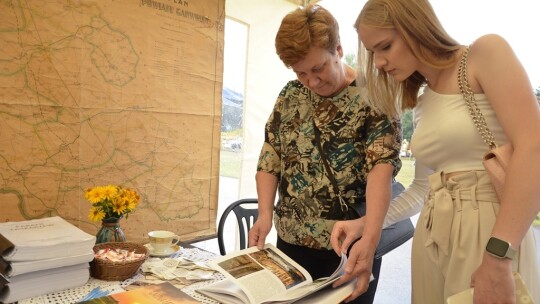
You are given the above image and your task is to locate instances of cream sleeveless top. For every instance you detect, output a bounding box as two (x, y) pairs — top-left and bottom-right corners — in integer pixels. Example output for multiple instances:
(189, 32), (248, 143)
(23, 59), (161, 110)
(382, 86), (509, 227)
(410, 87), (508, 173)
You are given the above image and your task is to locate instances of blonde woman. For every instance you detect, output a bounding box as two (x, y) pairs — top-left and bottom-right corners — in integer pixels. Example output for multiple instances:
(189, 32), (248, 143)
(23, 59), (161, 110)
(331, 0), (540, 303)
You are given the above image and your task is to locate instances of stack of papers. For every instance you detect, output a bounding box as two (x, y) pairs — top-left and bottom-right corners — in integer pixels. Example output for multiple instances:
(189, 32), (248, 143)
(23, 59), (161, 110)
(0, 217), (96, 303)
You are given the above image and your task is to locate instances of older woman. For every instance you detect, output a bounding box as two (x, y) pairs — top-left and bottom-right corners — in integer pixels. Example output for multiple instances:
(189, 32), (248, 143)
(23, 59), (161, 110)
(248, 5), (402, 304)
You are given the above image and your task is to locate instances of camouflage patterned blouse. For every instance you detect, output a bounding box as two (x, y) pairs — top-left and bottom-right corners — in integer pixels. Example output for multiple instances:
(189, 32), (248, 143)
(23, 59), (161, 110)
(257, 80), (402, 250)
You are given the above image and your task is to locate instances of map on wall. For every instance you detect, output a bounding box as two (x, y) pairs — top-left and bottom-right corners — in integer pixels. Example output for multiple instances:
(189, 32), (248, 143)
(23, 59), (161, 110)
(0, 0), (224, 243)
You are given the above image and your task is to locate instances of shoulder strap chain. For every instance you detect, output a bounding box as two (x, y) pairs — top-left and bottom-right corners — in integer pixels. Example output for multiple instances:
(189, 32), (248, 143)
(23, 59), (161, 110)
(457, 46), (498, 149)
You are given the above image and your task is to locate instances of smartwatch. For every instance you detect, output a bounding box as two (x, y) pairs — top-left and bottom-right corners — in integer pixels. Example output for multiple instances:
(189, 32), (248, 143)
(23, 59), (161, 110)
(486, 237), (516, 259)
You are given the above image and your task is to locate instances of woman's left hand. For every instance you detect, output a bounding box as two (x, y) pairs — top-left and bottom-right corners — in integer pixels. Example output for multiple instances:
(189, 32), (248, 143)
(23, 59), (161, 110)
(471, 253), (515, 304)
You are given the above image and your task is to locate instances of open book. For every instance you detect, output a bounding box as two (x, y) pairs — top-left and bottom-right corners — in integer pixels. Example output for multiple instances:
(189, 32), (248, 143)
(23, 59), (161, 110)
(0, 216), (96, 262)
(197, 244), (363, 304)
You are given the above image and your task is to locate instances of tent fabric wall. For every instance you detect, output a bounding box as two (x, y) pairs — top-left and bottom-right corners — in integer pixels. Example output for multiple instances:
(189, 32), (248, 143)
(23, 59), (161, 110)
(225, 0), (297, 199)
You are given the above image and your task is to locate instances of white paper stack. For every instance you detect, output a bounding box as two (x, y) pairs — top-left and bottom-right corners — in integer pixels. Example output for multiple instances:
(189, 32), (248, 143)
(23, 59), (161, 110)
(0, 216), (96, 303)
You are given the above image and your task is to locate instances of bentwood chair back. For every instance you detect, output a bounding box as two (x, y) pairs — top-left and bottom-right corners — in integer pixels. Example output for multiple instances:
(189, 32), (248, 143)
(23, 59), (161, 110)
(217, 198), (259, 255)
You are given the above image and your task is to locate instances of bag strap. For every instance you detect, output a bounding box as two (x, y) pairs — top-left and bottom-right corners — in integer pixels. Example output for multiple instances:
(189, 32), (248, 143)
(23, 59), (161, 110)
(457, 46), (498, 149)
(312, 122), (349, 213)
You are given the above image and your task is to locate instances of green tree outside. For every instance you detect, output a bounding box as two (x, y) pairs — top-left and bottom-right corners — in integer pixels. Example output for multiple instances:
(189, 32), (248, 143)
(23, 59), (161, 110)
(344, 52), (357, 69)
(401, 109), (413, 141)
(343, 52), (415, 141)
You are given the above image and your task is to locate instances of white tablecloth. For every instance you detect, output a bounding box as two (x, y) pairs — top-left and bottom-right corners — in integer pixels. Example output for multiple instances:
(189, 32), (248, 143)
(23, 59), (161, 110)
(19, 247), (224, 304)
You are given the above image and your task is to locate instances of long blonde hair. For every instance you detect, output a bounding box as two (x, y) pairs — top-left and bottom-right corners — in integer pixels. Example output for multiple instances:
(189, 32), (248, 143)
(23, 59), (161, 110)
(355, 0), (461, 117)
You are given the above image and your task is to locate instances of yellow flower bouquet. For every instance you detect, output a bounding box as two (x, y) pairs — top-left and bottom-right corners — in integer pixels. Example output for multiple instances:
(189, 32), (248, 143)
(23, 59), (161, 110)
(85, 185), (140, 222)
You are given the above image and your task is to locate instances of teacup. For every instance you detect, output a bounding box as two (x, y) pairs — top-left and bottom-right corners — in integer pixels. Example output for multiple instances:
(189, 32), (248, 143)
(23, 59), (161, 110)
(148, 230), (180, 254)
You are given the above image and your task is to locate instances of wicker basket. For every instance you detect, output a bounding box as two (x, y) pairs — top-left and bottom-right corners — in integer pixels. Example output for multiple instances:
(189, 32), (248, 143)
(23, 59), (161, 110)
(90, 242), (149, 281)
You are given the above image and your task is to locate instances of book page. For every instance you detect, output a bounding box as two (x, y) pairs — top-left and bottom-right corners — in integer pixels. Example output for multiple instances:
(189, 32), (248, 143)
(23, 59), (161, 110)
(206, 244), (313, 304)
(197, 279), (248, 304)
(293, 279), (356, 304)
(264, 254), (359, 304)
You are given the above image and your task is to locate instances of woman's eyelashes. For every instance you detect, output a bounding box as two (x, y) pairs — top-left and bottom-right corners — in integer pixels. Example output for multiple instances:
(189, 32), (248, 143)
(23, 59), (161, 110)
(381, 43), (391, 51)
(312, 63), (325, 73)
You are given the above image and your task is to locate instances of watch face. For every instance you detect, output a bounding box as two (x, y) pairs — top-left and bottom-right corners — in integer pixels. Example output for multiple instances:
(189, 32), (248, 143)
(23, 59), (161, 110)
(487, 237), (509, 258)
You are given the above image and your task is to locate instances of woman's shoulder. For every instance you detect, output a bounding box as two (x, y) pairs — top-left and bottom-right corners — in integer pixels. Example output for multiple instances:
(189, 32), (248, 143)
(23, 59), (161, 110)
(283, 79), (303, 89)
(468, 34), (513, 60)
(279, 79), (304, 96)
(472, 33), (508, 45)
(466, 34), (516, 87)
(275, 80), (309, 110)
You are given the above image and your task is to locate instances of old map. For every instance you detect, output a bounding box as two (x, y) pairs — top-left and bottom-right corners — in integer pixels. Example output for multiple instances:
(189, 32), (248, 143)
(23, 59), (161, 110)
(0, 0), (224, 242)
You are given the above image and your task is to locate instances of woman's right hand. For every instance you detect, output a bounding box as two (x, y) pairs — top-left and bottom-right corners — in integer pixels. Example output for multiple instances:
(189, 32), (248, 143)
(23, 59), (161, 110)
(248, 216), (273, 250)
(330, 217), (366, 256)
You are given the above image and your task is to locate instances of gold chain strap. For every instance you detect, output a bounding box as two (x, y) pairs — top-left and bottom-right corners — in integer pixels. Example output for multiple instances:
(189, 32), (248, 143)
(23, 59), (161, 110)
(457, 46), (498, 149)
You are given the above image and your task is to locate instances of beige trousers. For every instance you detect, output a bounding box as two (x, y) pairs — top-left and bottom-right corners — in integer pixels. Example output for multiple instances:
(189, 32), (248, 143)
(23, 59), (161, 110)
(411, 170), (540, 304)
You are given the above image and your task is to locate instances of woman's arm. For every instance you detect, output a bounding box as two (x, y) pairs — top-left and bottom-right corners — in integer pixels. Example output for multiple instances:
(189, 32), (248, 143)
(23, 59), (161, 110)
(249, 95), (284, 250)
(382, 160), (431, 227)
(336, 163), (394, 302)
(330, 159), (430, 255)
(248, 171), (278, 250)
(467, 34), (540, 304)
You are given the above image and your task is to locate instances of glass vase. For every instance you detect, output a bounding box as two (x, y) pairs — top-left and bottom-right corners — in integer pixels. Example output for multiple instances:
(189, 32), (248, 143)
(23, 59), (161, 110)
(95, 217), (126, 244)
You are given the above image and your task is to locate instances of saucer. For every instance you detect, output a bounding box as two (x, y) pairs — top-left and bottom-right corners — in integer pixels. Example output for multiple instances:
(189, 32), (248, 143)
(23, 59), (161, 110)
(144, 243), (181, 257)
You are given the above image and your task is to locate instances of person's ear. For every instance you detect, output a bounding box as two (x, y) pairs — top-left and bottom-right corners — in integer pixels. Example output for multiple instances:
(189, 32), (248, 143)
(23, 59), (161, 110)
(337, 44), (344, 59)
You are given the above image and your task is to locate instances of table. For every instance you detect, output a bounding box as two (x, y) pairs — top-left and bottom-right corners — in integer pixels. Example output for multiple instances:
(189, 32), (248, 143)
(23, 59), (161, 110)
(19, 245), (224, 304)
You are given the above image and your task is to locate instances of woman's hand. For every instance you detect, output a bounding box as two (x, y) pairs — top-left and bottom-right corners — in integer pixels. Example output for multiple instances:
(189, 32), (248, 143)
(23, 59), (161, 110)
(471, 253), (515, 304)
(330, 218), (375, 302)
(332, 236), (376, 302)
(330, 217), (365, 256)
(248, 216), (273, 250)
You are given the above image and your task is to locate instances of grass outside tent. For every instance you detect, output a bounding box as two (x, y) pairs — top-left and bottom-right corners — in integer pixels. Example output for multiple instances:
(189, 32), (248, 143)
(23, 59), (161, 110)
(395, 158), (414, 187)
(220, 150), (242, 178)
